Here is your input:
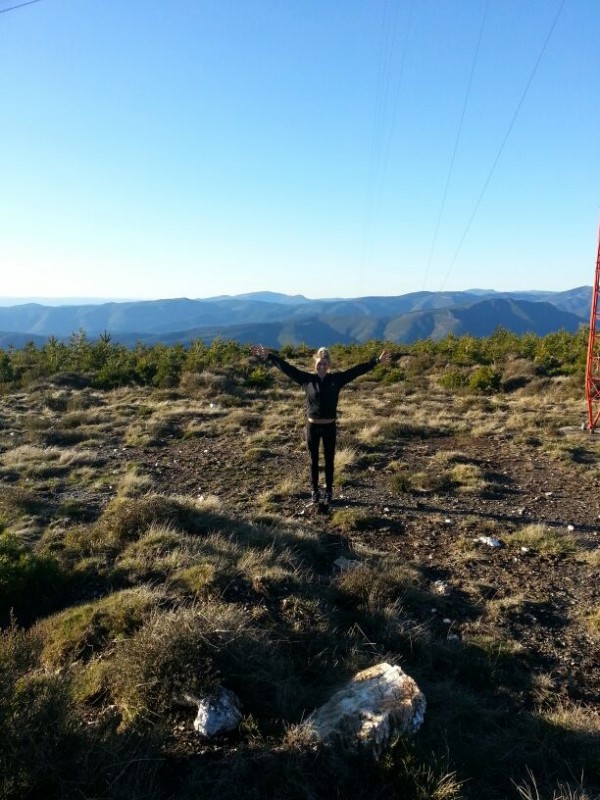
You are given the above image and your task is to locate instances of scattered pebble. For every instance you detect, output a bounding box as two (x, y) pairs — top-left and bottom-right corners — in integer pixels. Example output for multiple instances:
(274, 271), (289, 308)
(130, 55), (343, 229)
(476, 535), (503, 548)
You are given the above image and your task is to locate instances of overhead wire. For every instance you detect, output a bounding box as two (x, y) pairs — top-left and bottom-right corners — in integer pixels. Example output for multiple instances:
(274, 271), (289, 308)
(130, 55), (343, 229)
(359, 0), (415, 291)
(0, 0), (45, 14)
(422, 0), (490, 291)
(360, 1), (400, 280)
(439, 0), (568, 291)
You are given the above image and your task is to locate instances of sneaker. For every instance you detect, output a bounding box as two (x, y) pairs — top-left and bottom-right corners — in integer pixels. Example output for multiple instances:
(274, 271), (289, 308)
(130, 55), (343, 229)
(324, 491), (333, 505)
(310, 491), (320, 504)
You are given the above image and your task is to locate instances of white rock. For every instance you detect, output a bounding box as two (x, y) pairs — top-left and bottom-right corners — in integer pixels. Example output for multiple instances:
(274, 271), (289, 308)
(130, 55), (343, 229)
(188, 688), (242, 738)
(476, 535), (503, 548)
(303, 662), (425, 758)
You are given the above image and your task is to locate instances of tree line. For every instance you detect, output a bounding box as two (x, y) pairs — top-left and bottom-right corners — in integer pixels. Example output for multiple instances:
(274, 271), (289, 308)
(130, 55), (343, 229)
(0, 327), (588, 392)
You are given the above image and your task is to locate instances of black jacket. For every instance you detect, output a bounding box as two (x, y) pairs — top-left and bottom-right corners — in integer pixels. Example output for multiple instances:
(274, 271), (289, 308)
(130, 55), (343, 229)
(266, 353), (378, 420)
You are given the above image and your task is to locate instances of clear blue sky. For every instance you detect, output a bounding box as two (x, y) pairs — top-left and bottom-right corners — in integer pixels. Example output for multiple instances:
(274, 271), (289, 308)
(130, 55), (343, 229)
(1, 0), (598, 301)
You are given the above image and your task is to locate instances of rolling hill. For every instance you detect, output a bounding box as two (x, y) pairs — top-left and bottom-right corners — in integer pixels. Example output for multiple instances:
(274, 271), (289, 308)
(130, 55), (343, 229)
(0, 287), (590, 348)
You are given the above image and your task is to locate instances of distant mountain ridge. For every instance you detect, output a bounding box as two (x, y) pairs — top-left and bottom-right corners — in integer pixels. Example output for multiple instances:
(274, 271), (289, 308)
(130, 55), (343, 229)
(0, 287), (591, 349)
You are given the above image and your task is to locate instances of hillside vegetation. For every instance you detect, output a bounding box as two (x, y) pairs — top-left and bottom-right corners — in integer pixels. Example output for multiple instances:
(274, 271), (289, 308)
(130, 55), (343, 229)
(1, 328), (599, 799)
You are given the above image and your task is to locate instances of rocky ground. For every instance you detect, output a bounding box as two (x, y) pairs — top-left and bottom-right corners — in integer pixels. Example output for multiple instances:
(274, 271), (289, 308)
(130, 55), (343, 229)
(3, 377), (600, 798)
(146, 420), (600, 710)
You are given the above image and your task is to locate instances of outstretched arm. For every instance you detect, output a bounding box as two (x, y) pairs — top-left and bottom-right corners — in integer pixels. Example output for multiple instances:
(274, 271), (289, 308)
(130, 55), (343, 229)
(249, 343), (311, 385)
(336, 348), (393, 386)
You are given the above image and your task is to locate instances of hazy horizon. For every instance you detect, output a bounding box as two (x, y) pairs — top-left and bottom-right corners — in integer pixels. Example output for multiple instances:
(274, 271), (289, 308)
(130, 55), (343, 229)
(0, 284), (592, 309)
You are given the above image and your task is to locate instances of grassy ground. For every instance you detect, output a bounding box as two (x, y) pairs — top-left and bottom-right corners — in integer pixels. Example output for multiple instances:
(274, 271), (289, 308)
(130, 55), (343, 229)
(0, 357), (599, 799)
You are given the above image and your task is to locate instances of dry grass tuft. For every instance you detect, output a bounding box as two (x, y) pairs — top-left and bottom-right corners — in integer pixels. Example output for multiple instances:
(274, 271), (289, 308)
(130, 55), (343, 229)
(35, 585), (164, 668)
(510, 524), (578, 555)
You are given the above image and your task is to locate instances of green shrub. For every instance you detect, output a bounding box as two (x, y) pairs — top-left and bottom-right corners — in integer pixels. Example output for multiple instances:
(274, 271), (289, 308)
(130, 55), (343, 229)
(389, 470), (414, 494)
(0, 534), (69, 625)
(380, 367), (405, 386)
(468, 366), (501, 393)
(245, 366), (273, 389)
(0, 625), (161, 800)
(440, 370), (468, 391)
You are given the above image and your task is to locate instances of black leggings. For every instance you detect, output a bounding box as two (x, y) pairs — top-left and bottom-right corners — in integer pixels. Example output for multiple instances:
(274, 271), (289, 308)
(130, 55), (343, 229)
(306, 422), (337, 493)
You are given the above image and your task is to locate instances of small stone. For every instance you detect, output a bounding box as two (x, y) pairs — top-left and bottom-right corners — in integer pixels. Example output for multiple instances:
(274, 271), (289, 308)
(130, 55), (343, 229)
(476, 535), (503, 548)
(189, 688), (242, 738)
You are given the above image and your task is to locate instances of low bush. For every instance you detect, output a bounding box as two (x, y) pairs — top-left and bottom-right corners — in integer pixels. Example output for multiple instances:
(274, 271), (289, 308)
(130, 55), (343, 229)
(0, 534), (70, 625)
(468, 366), (502, 394)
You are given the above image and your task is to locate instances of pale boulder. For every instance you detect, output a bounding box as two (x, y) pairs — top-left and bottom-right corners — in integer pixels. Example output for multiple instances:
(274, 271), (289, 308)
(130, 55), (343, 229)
(304, 662), (425, 757)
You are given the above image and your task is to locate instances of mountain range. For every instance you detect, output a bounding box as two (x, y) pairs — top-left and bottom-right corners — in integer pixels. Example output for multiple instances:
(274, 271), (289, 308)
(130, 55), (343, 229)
(0, 287), (591, 349)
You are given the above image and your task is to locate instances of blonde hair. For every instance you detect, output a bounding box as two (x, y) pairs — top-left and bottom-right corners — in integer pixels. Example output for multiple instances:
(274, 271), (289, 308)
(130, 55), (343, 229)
(314, 347), (331, 365)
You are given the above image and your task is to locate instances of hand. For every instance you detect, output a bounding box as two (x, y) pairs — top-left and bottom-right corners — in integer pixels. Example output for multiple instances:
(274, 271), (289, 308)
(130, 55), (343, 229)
(250, 343), (268, 361)
(378, 349), (392, 365)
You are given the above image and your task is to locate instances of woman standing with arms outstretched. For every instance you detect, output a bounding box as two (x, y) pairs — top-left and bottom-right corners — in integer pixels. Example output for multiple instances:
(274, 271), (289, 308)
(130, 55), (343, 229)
(250, 344), (391, 505)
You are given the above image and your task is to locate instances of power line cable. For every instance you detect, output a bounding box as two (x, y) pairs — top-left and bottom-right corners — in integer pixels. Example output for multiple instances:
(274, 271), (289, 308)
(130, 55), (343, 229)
(359, 0), (415, 289)
(361, 1), (400, 276)
(439, 0), (567, 291)
(376, 1), (414, 221)
(0, 0), (45, 14)
(422, 0), (489, 291)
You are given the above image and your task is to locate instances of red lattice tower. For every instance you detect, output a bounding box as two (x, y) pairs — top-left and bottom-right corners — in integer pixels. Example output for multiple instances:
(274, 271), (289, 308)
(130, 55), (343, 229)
(585, 226), (600, 431)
